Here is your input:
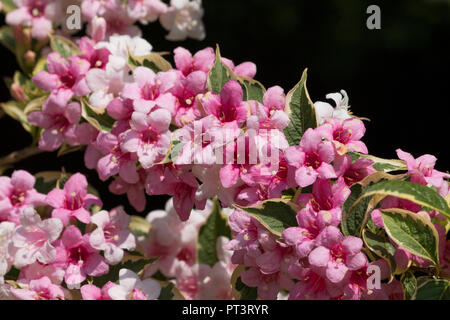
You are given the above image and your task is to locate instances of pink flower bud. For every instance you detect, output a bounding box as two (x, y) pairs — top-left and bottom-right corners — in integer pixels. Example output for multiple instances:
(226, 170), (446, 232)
(24, 50), (36, 66)
(10, 83), (25, 101)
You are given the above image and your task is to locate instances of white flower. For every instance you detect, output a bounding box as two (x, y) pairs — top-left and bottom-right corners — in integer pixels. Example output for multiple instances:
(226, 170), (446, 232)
(0, 222), (15, 284)
(96, 35), (153, 60)
(108, 269), (161, 300)
(160, 0), (206, 41)
(314, 89), (352, 124)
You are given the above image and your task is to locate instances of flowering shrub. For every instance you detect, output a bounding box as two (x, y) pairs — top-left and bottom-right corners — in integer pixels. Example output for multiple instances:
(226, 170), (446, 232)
(0, 0), (449, 300)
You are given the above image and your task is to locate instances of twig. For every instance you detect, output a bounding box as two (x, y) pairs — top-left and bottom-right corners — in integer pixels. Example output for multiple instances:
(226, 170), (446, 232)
(0, 146), (44, 167)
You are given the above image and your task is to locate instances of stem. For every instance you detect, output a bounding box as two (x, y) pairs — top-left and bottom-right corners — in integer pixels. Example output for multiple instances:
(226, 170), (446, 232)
(0, 146), (44, 167)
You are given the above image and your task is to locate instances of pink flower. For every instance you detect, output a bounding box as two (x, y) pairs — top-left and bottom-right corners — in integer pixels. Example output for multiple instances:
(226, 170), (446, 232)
(295, 177), (350, 228)
(308, 226), (367, 284)
(89, 208), (136, 265)
(121, 66), (176, 114)
(108, 269), (160, 300)
(94, 131), (139, 184)
(160, 0), (205, 41)
(288, 265), (343, 300)
(145, 166), (206, 221)
(174, 262), (210, 300)
(167, 70), (207, 126)
(247, 86), (290, 131)
(55, 225), (109, 286)
(108, 170), (147, 212)
(283, 220), (320, 259)
(46, 173), (102, 225)
(121, 107), (172, 169)
(333, 154), (374, 186)
(199, 80), (248, 128)
(0, 222), (15, 283)
(102, 5), (141, 37)
(79, 37), (111, 70)
(141, 199), (209, 277)
(175, 115), (225, 165)
(240, 265), (293, 300)
(32, 53), (91, 100)
(396, 149), (450, 191)
(11, 276), (66, 300)
(318, 118), (368, 155)
(13, 207), (62, 268)
(81, 0), (116, 20)
(6, 0), (56, 39)
(0, 170), (46, 224)
(221, 57), (257, 79)
(285, 127), (336, 188)
(28, 91), (93, 151)
(81, 282), (115, 300)
(173, 46), (215, 77)
(127, 0), (168, 22)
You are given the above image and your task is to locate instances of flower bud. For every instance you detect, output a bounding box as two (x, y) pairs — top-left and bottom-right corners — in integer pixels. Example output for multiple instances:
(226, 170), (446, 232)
(10, 83), (25, 101)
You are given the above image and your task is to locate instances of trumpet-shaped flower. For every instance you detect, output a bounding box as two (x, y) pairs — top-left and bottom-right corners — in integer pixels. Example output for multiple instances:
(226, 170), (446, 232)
(13, 207), (62, 268)
(55, 225), (109, 286)
(108, 269), (161, 300)
(89, 208), (136, 265)
(0, 170), (46, 224)
(285, 127), (336, 188)
(46, 173), (102, 225)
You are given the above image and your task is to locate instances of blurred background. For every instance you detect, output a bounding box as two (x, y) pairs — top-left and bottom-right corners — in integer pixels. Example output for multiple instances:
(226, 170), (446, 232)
(0, 0), (449, 215)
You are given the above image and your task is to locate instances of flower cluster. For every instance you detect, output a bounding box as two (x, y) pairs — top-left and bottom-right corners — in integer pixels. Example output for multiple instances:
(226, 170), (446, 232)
(4, 0), (206, 41)
(0, 170), (236, 300)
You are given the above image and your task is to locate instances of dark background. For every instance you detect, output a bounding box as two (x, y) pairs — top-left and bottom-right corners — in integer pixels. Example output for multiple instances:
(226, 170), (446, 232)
(0, 0), (449, 216)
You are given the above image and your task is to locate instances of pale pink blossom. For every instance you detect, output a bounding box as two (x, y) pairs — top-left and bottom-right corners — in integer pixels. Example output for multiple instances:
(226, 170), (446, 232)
(11, 276), (66, 300)
(13, 207), (62, 268)
(0, 170), (46, 224)
(89, 208), (136, 265)
(109, 269), (160, 300)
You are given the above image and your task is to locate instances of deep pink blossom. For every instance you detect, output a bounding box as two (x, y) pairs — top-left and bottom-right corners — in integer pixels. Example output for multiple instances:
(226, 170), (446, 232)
(46, 173), (102, 225)
(55, 225), (109, 286)
(285, 127), (336, 188)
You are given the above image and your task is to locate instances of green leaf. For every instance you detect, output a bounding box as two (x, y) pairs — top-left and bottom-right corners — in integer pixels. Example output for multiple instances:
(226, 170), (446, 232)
(4, 267), (20, 281)
(127, 52), (172, 73)
(348, 152), (407, 173)
(401, 271), (417, 300)
(342, 184), (372, 237)
(56, 143), (84, 157)
(197, 199), (232, 267)
(128, 215), (151, 238)
(50, 35), (81, 58)
(0, 100), (32, 133)
(283, 68), (318, 146)
(207, 45), (234, 93)
(381, 208), (440, 266)
(0, 25), (15, 53)
(81, 99), (115, 132)
(236, 199), (298, 237)
(34, 177), (57, 194)
(158, 283), (175, 300)
(362, 229), (397, 274)
(355, 180), (450, 220)
(413, 278), (450, 300)
(0, 0), (17, 13)
(239, 77), (265, 103)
